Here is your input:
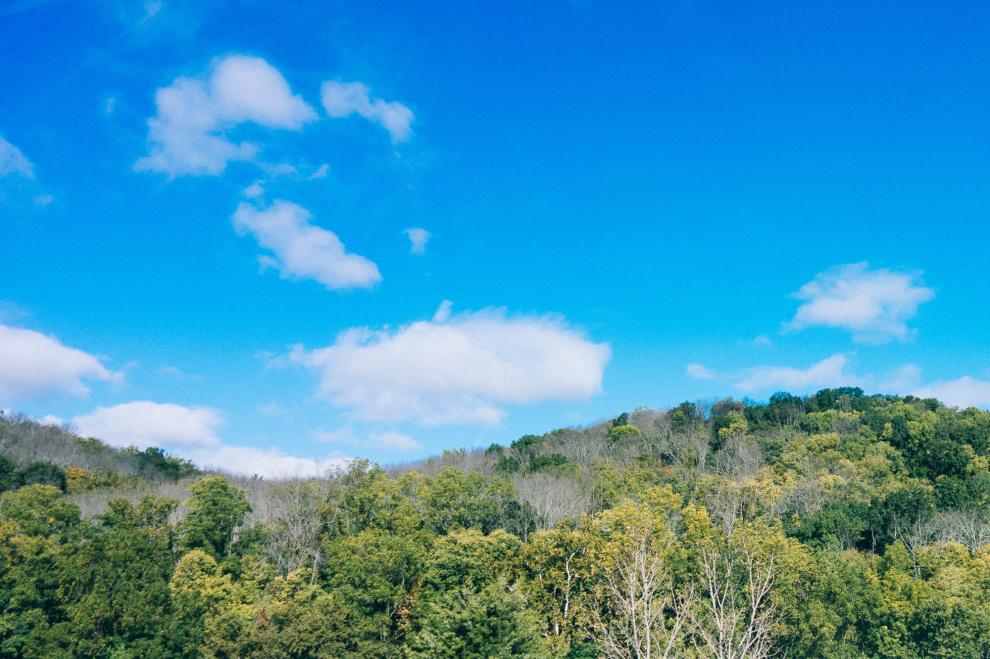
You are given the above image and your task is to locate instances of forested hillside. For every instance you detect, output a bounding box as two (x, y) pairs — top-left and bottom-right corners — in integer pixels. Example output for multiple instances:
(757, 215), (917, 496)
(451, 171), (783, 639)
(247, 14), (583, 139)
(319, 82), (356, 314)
(3, 389), (990, 658)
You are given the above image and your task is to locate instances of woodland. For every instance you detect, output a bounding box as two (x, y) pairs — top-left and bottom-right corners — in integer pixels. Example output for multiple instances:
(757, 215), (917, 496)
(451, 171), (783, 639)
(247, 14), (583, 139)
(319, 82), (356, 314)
(2, 388), (990, 658)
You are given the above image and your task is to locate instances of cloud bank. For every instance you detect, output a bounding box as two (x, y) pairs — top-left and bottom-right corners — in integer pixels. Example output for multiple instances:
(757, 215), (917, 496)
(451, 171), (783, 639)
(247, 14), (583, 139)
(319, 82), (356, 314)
(321, 81), (414, 143)
(232, 199), (382, 290)
(184, 444), (351, 479)
(784, 262), (934, 343)
(136, 54), (318, 176)
(913, 376), (990, 410)
(72, 401), (223, 448)
(0, 324), (116, 402)
(290, 305), (611, 425)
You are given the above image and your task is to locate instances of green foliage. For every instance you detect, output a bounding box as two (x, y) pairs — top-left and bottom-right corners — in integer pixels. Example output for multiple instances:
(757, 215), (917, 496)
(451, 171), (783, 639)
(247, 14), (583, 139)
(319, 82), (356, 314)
(405, 581), (550, 659)
(418, 467), (516, 534)
(16, 461), (67, 491)
(0, 484), (80, 538)
(496, 456), (521, 475)
(0, 455), (20, 494)
(242, 591), (386, 659)
(180, 475), (252, 559)
(0, 391), (988, 659)
(528, 453), (568, 472)
(132, 446), (197, 482)
(606, 424), (639, 444)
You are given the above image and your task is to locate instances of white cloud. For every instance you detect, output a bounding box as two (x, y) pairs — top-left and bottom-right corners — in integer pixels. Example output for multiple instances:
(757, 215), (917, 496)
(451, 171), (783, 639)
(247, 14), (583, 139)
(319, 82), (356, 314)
(0, 324), (117, 402)
(404, 227), (431, 255)
(686, 364), (717, 380)
(913, 376), (990, 410)
(72, 401), (222, 448)
(309, 163), (330, 179)
(242, 181), (264, 198)
(735, 354), (855, 394)
(135, 55), (317, 176)
(183, 444), (351, 479)
(0, 136), (34, 179)
(321, 81), (413, 143)
(289, 305), (611, 426)
(784, 262), (934, 343)
(232, 199), (382, 290)
(752, 335), (773, 347)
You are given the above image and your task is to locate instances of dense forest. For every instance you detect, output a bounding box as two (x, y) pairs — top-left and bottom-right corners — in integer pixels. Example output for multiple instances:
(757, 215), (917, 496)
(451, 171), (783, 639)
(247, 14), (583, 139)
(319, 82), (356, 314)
(3, 388), (990, 658)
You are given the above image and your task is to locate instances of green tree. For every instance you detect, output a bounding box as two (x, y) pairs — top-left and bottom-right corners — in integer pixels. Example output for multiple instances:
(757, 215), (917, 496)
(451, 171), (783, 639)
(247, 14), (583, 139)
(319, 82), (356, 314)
(405, 581), (549, 659)
(180, 476), (252, 560)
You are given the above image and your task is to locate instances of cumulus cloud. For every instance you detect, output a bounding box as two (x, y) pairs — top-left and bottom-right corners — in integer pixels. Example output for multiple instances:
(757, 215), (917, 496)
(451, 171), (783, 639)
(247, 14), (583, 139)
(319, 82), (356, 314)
(913, 376), (990, 410)
(72, 401), (222, 448)
(0, 324), (117, 402)
(321, 81), (413, 143)
(289, 304), (611, 426)
(735, 354), (854, 394)
(0, 136), (34, 179)
(136, 55), (318, 176)
(784, 262), (934, 343)
(404, 227), (431, 255)
(183, 444), (351, 479)
(232, 199), (382, 290)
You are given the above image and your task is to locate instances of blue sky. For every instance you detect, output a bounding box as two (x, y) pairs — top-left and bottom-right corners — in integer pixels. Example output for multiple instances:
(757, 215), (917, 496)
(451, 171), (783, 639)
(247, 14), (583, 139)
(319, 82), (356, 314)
(2, 0), (989, 476)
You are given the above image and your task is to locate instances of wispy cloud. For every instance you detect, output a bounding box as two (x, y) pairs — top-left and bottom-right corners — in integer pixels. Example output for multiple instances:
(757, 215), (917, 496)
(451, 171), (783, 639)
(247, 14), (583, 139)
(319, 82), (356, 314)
(686, 363), (717, 380)
(232, 199), (382, 290)
(0, 136), (34, 179)
(735, 354), (854, 394)
(316, 427), (422, 451)
(404, 227), (431, 255)
(159, 365), (201, 380)
(135, 55), (318, 176)
(0, 135), (52, 207)
(321, 81), (414, 143)
(289, 303), (611, 426)
(0, 324), (118, 402)
(784, 262), (934, 343)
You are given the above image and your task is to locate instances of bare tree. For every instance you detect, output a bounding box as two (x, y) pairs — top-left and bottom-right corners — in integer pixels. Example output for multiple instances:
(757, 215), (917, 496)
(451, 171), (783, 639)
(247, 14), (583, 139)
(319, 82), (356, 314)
(262, 478), (328, 580)
(705, 480), (742, 537)
(690, 537), (780, 659)
(942, 509), (990, 554)
(714, 439), (764, 481)
(694, 433), (712, 472)
(894, 514), (947, 577)
(515, 472), (590, 529)
(785, 471), (827, 518)
(590, 534), (696, 659)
